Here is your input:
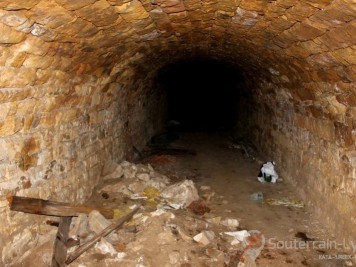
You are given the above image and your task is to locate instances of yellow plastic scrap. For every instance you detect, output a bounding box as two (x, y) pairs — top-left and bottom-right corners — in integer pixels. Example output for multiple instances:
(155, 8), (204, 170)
(146, 198), (158, 208)
(113, 207), (131, 219)
(264, 198), (304, 208)
(113, 208), (123, 219)
(114, 207), (139, 226)
(143, 187), (160, 208)
(143, 187), (160, 199)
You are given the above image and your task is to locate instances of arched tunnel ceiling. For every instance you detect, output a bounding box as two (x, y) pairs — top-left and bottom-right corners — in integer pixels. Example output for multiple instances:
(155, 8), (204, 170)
(0, 0), (355, 88)
(1, 1), (356, 260)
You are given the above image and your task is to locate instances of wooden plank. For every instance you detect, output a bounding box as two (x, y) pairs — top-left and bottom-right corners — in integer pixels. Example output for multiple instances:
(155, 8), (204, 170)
(51, 216), (72, 267)
(66, 206), (140, 265)
(8, 196), (114, 219)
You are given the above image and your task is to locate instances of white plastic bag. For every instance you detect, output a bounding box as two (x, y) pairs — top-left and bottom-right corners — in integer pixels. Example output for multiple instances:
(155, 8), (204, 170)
(257, 162), (278, 183)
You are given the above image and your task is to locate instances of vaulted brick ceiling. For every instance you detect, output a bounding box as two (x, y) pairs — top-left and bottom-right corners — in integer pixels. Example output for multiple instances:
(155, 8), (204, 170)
(0, 1), (356, 263)
(1, 0), (355, 88)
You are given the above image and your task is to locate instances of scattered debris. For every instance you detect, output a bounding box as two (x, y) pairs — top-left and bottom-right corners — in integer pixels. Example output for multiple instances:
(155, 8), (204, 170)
(240, 230), (265, 267)
(221, 218), (239, 229)
(171, 224), (192, 241)
(65, 207), (140, 265)
(205, 247), (225, 264)
(188, 199), (211, 215)
(99, 161), (170, 201)
(229, 137), (257, 160)
(121, 161), (138, 178)
(11, 161), (264, 267)
(223, 230), (250, 243)
(250, 192), (264, 201)
(193, 231), (215, 246)
(89, 210), (111, 234)
(257, 161), (279, 183)
(160, 179), (199, 208)
(102, 162), (123, 180)
(201, 190), (215, 203)
(94, 239), (123, 257)
(88, 210), (119, 244)
(207, 216), (221, 225)
(265, 198), (304, 208)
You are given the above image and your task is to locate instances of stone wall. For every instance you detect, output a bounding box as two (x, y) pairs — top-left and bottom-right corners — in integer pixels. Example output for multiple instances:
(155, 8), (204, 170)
(0, 45), (166, 265)
(0, 0), (355, 264)
(236, 75), (356, 246)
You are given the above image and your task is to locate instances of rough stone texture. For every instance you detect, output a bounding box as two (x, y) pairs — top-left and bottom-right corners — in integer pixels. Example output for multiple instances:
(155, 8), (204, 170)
(0, 0), (355, 264)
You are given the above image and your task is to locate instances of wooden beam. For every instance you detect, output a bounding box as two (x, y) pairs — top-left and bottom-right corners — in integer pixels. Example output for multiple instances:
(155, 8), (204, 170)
(65, 206), (140, 265)
(51, 216), (72, 267)
(8, 196), (114, 219)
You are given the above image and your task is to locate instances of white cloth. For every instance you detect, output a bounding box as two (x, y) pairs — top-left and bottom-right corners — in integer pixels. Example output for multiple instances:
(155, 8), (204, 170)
(258, 162), (278, 183)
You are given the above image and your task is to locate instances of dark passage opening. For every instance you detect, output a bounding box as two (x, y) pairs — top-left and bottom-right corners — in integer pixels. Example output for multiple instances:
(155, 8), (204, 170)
(157, 57), (246, 131)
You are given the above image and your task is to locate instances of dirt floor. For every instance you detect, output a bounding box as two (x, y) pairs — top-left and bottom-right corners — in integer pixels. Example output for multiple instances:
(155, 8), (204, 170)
(13, 132), (355, 267)
(146, 132), (354, 267)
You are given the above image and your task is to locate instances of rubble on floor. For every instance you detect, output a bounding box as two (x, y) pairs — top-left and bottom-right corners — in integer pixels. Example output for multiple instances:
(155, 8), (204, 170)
(187, 199), (211, 215)
(229, 137), (258, 161)
(15, 161), (264, 267)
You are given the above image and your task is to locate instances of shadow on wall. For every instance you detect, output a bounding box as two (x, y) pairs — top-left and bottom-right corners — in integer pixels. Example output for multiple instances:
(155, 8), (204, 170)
(156, 57), (248, 131)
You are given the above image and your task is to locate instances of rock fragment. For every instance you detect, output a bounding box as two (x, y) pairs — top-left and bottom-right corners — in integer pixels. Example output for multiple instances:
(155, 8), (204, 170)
(193, 231), (215, 246)
(160, 179), (199, 208)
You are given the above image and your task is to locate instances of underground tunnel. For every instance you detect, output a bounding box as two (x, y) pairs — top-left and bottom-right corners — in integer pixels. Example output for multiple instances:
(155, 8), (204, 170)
(158, 57), (242, 131)
(0, 0), (355, 266)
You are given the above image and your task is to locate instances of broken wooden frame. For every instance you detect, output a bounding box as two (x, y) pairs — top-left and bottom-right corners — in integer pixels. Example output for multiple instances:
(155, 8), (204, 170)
(8, 196), (114, 218)
(52, 217), (72, 267)
(8, 195), (140, 266)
